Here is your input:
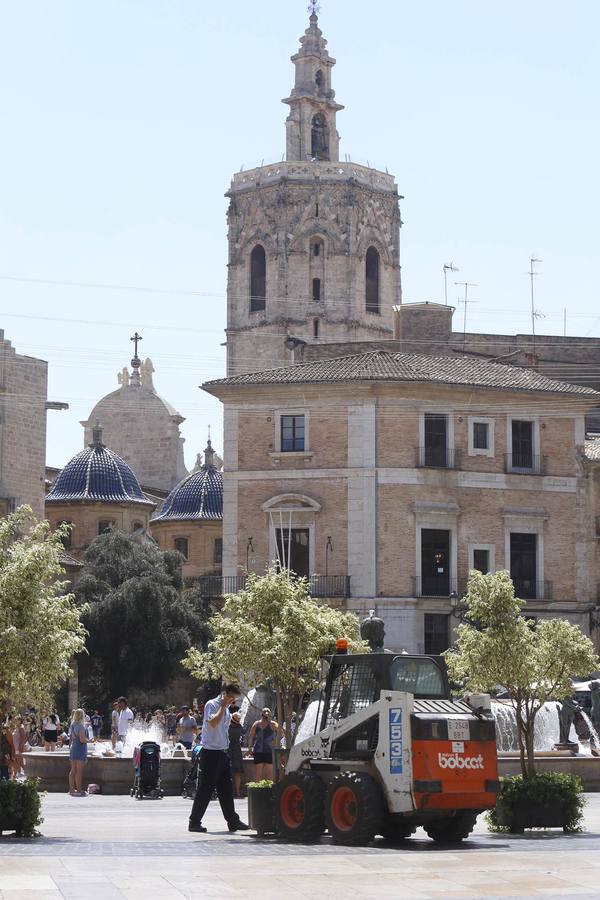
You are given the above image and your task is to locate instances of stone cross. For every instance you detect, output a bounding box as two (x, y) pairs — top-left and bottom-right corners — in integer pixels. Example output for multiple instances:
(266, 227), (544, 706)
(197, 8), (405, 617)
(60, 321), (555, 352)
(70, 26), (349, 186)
(130, 331), (142, 357)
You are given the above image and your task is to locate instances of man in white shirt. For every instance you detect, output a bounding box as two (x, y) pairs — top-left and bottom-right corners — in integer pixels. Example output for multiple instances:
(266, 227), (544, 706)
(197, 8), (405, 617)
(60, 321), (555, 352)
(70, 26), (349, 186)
(117, 697), (134, 743)
(188, 683), (249, 834)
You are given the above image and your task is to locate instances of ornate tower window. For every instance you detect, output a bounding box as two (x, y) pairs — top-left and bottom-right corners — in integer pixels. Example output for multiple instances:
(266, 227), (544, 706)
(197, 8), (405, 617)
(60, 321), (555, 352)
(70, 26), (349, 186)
(309, 238), (325, 303)
(250, 244), (266, 312)
(315, 69), (324, 89)
(365, 246), (380, 314)
(312, 278), (321, 302)
(311, 114), (329, 161)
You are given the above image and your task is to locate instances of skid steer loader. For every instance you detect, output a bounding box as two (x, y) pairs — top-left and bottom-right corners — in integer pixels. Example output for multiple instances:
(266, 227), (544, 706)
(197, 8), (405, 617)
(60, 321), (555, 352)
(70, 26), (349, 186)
(273, 643), (499, 845)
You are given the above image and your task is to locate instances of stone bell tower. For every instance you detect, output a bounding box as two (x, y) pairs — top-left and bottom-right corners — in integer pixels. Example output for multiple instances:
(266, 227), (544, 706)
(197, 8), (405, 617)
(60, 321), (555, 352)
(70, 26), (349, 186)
(225, 12), (402, 376)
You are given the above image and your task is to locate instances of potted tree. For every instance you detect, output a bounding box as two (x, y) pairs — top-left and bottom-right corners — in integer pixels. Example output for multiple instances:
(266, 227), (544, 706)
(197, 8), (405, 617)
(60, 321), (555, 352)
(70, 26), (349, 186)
(444, 571), (597, 833)
(246, 779), (275, 835)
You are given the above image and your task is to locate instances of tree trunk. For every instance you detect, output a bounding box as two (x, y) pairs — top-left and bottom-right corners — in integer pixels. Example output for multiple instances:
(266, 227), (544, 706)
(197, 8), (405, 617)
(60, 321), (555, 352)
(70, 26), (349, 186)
(515, 702), (528, 779)
(525, 706), (537, 778)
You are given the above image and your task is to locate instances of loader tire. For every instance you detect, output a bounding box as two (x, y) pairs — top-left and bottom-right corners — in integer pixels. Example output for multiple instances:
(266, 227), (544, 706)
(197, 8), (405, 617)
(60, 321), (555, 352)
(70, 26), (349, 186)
(423, 812), (477, 843)
(274, 771), (325, 843)
(326, 772), (383, 846)
(380, 821), (416, 843)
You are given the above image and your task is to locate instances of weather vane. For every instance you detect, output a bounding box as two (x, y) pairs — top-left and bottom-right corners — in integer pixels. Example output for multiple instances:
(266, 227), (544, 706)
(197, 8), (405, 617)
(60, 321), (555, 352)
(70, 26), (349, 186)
(308, 0), (321, 15)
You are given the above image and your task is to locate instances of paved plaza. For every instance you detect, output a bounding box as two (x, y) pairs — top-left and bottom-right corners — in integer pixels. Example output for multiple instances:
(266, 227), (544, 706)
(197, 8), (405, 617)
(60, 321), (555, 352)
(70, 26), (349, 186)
(3, 794), (600, 898)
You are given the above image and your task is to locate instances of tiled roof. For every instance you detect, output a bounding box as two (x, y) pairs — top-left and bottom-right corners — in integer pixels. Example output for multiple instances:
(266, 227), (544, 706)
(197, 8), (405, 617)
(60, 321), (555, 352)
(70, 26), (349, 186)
(584, 439), (600, 462)
(204, 350), (599, 396)
(46, 445), (154, 506)
(150, 466), (223, 523)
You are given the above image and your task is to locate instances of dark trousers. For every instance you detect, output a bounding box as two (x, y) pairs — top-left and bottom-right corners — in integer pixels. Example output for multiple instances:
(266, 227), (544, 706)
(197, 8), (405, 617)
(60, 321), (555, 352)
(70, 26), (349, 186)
(189, 748), (239, 827)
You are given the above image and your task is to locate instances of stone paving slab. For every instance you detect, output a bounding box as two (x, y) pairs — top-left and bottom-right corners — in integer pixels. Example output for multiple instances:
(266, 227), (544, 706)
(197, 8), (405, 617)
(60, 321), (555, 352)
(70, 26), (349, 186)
(2, 794), (600, 897)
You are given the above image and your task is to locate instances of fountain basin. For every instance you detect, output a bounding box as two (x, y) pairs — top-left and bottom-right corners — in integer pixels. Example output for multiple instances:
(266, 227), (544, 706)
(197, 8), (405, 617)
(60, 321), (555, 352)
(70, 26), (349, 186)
(498, 755), (600, 791)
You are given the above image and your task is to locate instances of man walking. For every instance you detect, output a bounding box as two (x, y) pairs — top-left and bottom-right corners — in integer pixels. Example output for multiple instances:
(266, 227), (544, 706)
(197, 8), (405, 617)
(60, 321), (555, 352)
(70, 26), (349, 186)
(117, 697), (134, 745)
(188, 683), (249, 834)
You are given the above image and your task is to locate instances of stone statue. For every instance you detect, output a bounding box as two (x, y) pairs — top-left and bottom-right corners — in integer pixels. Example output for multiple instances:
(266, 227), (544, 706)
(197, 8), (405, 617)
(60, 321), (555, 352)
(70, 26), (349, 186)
(558, 695), (580, 745)
(360, 609), (385, 652)
(140, 357), (155, 389)
(117, 366), (130, 387)
(590, 681), (600, 733)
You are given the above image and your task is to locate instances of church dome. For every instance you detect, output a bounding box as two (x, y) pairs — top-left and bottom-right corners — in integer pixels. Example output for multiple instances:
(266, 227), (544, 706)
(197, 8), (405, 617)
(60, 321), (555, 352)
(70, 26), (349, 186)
(46, 426), (153, 507)
(151, 441), (223, 522)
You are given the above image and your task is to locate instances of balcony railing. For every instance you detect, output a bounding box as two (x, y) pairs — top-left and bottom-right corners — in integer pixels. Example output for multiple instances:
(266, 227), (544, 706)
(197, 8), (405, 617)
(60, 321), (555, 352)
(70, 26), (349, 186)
(413, 576), (459, 598)
(192, 573), (350, 599)
(416, 447), (461, 470)
(511, 579), (553, 600)
(505, 453), (546, 475)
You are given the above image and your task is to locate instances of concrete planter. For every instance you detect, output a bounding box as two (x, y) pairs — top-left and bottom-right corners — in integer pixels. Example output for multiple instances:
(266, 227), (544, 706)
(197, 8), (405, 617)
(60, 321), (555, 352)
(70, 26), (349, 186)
(247, 786), (275, 835)
(496, 799), (568, 833)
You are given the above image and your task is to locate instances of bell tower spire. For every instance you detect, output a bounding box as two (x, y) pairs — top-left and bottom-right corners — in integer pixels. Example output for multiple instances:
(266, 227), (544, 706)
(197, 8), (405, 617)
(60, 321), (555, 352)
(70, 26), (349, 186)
(282, 8), (344, 161)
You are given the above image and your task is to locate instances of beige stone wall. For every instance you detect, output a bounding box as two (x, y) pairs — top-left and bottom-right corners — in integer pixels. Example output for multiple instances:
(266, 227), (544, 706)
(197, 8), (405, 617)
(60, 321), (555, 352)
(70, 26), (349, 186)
(226, 166), (401, 375)
(150, 519), (223, 579)
(45, 500), (152, 558)
(0, 332), (48, 519)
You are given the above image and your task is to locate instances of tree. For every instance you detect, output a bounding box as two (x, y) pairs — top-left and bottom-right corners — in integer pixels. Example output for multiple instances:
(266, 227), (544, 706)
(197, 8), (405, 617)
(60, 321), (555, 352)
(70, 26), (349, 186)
(444, 570), (599, 778)
(0, 506), (86, 716)
(76, 531), (211, 705)
(183, 567), (368, 750)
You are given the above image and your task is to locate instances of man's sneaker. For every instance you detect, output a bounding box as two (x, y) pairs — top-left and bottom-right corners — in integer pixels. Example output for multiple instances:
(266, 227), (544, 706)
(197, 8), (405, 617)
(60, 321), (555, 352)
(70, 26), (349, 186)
(228, 820), (250, 832)
(188, 823), (207, 833)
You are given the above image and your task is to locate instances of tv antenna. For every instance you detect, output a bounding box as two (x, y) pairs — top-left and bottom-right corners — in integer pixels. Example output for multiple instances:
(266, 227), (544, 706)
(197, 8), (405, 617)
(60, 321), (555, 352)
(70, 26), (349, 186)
(528, 256), (542, 353)
(455, 282), (479, 349)
(443, 262), (459, 306)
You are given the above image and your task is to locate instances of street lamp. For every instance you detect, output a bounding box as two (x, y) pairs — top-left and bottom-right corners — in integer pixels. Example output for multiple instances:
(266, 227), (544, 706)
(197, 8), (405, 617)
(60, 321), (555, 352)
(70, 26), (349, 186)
(450, 590), (467, 621)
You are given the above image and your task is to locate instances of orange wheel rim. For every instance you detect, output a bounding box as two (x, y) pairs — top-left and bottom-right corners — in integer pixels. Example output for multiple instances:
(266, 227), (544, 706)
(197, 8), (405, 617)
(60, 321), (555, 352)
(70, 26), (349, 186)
(280, 785), (305, 828)
(331, 786), (357, 831)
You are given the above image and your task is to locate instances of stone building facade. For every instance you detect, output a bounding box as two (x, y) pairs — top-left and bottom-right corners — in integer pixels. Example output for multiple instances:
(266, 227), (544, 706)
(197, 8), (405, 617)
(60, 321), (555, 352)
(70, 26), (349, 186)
(204, 350), (600, 653)
(225, 13), (401, 375)
(0, 330), (51, 519)
(81, 347), (187, 494)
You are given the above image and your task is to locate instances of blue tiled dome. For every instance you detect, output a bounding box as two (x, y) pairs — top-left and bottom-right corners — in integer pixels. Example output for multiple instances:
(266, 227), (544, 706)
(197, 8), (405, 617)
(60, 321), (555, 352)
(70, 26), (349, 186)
(47, 431), (153, 507)
(151, 462), (223, 523)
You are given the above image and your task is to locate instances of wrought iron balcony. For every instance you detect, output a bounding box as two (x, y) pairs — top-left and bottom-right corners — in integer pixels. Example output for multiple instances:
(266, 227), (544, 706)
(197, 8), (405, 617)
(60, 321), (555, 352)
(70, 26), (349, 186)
(504, 453), (546, 475)
(309, 575), (351, 598)
(413, 575), (459, 598)
(511, 578), (553, 600)
(416, 447), (461, 470)
(192, 573), (350, 599)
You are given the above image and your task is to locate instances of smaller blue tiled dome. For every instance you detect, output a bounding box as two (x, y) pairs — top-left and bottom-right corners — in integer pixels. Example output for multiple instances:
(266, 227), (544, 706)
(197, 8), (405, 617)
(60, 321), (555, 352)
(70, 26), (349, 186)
(46, 426), (153, 507)
(151, 441), (223, 522)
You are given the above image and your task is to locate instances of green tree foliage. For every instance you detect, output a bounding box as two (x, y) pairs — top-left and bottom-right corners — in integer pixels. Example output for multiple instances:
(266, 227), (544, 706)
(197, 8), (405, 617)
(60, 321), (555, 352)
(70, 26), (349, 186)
(444, 570), (599, 777)
(76, 531), (211, 705)
(183, 567), (368, 749)
(0, 507), (86, 716)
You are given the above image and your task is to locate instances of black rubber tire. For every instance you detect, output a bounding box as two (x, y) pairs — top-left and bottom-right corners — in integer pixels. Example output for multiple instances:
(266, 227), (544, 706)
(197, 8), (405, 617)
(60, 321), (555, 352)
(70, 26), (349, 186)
(325, 772), (383, 846)
(380, 822), (416, 843)
(274, 771), (325, 843)
(423, 813), (477, 843)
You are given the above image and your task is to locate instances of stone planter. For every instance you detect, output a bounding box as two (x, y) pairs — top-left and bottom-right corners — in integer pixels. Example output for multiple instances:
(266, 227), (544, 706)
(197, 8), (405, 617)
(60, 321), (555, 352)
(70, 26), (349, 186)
(0, 814), (20, 836)
(248, 786), (275, 836)
(496, 799), (570, 833)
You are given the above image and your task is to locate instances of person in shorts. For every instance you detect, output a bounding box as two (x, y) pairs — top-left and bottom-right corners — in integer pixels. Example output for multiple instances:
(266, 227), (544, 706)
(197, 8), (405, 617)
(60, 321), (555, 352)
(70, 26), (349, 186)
(42, 712), (60, 752)
(110, 702), (119, 749)
(90, 710), (102, 740)
(177, 707), (198, 750)
(247, 708), (279, 782)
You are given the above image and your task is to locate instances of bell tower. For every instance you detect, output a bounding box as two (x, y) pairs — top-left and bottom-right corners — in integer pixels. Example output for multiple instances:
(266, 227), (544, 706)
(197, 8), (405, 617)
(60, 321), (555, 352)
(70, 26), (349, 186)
(225, 11), (402, 376)
(283, 11), (343, 162)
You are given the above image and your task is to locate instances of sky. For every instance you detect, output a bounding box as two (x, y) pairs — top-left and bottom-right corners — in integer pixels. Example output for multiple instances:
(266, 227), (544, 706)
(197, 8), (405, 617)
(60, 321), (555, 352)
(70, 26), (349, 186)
(1, 1), (599, 469)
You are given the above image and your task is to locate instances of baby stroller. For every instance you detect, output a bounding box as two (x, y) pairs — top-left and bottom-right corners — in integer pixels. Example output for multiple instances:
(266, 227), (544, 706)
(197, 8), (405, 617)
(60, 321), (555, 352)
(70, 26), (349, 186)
(181, 743), (201, 799)
(130, 741), (164, 800)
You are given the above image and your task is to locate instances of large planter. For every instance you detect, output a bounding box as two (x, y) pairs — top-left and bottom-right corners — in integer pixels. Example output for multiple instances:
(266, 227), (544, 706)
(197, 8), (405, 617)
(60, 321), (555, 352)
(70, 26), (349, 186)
(247, 785), (275, 836)
(0, 813), (20, 836)
(496, 799), (569, 833)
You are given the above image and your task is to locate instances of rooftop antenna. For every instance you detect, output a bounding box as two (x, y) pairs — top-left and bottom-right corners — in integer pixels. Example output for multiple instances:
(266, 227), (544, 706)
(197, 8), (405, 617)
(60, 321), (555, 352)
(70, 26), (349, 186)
(443, 262), (459, 306)
(455, 282), (479, 350)
(528, 256), (542, 354)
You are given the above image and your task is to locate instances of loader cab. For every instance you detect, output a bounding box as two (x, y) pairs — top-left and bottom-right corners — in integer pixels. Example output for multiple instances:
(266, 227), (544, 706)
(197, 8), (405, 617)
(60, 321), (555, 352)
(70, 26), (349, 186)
(319, 653), (450, 759)
(320, 652), (449, 735)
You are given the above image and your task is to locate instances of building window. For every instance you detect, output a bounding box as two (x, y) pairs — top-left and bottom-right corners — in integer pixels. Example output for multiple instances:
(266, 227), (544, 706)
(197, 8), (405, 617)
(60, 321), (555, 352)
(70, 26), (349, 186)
(250, 245), (266, 312)
(473, 548), (490, 573)
(315, 69), (324, 89)
(510, 532), (537, 599)
(276, 527), (310, 578)
(365, 246), (380, 314)
(57, 520), (73, 549)
(312, 278), (321, 303)
(174, 537), (189, 560)
(468, 417), (495, 457)
(423, 413), (448, 468)
(132, 521), (143, 532)
(98, 520), (114, 535)
(313, 319), (319, 338)
(313, 242), (320, 257)
(424, 613), (450, 655)
(511, 420), (534, 469)
(281, 415), (305, 452)
(213, 537), (223, 565)
(311, 114), (329, 160)
(420, 529), (451, 596)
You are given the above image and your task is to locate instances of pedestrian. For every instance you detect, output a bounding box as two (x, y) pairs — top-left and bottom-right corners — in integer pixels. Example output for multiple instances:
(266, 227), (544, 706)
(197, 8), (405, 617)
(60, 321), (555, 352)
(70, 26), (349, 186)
(110, 701), (119, 749)
(247, 707), (279, 782)
(117, 697), (134, 745)
(42, 710), (60, 751)
(188, 683), (249, 834)
(12, 715), (26, 778)
(176, 706), (198, 750)
(68, 708), (90, 796)
(0, 722), (14, 780)
(228, 709), (245, 798)
(90, 710), (102, 740)
(166, 708), (177, 743)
